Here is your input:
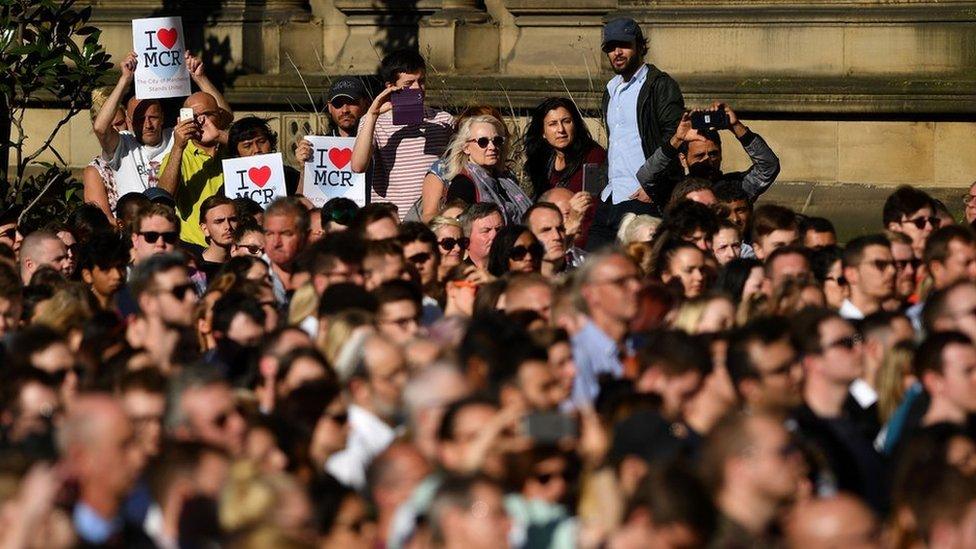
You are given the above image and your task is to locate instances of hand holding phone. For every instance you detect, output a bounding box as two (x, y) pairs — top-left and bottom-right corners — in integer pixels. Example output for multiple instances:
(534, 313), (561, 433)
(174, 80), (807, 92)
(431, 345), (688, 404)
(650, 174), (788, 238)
(391, 88), (424, 126)
(179, 107), (195, 123)
(690, 109), (730, 132)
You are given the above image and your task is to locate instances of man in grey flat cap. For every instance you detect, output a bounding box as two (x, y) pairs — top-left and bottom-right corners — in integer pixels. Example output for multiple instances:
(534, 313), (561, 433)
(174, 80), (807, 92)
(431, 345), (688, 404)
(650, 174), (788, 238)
(588, 17), (685, 250)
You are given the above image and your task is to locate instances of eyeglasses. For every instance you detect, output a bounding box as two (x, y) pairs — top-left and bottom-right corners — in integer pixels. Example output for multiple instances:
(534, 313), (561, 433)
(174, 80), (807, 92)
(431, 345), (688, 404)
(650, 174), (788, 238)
(824, 334), (862, 351)
(235, 244), (263, 256)
(467, 136), (505, 149)
(894, 258), (921, 271)
(138, 230), (179, 244)
(407, 252), (432, 265)
(901, 216), (940, 230)
(865, 259), (896, 272)
(509, 243), (544, 262)
(438, 237), (469, 251)
(157, 282), (196, 300)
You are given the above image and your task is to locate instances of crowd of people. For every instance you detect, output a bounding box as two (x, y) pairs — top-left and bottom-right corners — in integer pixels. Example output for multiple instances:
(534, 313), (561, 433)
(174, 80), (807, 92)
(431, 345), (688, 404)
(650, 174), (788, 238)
(1, 14), (976, 548)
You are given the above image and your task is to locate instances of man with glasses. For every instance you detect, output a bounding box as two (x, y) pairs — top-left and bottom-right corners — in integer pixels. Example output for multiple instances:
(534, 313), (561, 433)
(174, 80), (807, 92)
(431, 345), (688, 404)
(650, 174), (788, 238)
(840, 234), (895, 320)
(165, 366), (246, 457)
(884, 185), (939, 260)
(129, 253), (198, 372)
(887, 231), (919, 306)
(157, 91), (230, 247)
(791, 308), (886, 512)
(588, 17), (684, 250)
(726, 316), (804, 415)
(571, 249), (642, 403)
(197, 195), (239, 281)
(131, 204), (181, 266)
(373, 280), (423, 346)
(18, 230), (70, 284)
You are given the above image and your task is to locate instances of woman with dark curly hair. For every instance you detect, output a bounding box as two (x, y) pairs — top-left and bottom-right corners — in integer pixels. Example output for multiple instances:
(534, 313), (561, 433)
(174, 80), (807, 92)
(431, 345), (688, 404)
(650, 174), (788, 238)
(487, 225), (544, 277)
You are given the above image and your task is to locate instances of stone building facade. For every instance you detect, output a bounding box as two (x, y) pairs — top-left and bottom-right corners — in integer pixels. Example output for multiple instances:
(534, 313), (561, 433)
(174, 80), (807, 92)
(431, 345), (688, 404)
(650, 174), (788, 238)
(21, 0), (976, 232)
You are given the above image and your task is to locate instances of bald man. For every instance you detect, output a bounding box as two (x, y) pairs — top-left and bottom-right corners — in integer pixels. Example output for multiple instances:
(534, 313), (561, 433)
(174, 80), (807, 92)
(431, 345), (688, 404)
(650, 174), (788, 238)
(538, 186), (593, 248)
(59, 394), (146, 545)
(786, 494), (880, 549)
(19, 230), (70, 283)
(157, 91), (232, 246)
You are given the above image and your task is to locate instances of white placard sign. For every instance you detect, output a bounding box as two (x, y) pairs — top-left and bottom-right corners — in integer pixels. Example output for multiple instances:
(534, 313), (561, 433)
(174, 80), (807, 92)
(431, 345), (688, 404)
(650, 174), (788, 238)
(132, 16), (191, 99)
(302, 136), (367, 207)
(222, 153), (288, 208)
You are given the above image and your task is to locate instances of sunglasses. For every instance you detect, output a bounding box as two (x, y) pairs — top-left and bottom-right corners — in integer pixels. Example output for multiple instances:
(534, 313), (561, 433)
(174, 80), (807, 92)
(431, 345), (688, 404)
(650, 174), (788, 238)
(902, 216), (940, 230)
(825, 334), (861, 351)
(865, 259), (895, 272)
(438, 237), (469, 251)
(509, 242), (544, 262)
(236, 244), (263, 255)
(324, 410), (349, 425)
(158, 282), (196, 300)
(407, 252), (432, 265)
(894, 258), (921, 271)
(138, 230), (179, 245)
(467, 136), (505, 149)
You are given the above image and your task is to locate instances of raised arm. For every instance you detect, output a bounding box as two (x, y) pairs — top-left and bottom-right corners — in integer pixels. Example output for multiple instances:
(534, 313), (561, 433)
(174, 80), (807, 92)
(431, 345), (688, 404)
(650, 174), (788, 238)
(82, 165), (116, 224)
(93, 51), (137, 158)
(720, 103), (781, 201)
(185, 52), (234, 126)
(157, 118), (200, 194)
(351, 86), (397, 173)
(294, 138), (313, 196)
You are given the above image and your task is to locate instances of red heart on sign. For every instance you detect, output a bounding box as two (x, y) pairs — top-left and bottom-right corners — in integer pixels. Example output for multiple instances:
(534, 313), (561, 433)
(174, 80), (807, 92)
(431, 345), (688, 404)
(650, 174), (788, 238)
(329, 148), (353, 169)
(248, 166), (272, 188)
(157, 28), (178, 49)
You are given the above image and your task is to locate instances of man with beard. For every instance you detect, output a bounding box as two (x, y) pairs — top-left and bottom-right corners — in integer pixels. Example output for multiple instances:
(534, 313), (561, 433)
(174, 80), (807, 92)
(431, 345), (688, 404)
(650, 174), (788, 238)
(587, 17), (685, 250)
(196, 196), (239, 281)
(128, 253), (199, 372)
(636, 102), (780, 206)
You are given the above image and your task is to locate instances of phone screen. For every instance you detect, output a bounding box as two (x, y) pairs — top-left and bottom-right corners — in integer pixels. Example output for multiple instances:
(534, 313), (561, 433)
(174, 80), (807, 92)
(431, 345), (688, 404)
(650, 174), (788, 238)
(582, 163), (608, 197)
(391, 89), (424, 126)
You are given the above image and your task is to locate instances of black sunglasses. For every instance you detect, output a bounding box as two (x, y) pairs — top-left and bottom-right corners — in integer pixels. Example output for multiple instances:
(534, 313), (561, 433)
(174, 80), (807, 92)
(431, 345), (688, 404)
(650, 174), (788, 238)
(324, 411), (349, 425)
(159, 282), (196, 300)
(236, 244), (263, 255)
(894, 258), (921, 271)
(438, 237), (469, 251)
(467, 136), (505, 149)
(510, 242), (544, 262)
(139, 230), (179, 244)
(407, 252), (432, 265)
(902, 215), (940, 230)
(865, 259), (895, 272)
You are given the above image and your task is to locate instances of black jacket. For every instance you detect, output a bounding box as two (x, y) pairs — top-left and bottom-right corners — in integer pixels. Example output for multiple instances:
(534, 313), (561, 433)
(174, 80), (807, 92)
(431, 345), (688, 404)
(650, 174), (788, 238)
(600, 63), (685, 197)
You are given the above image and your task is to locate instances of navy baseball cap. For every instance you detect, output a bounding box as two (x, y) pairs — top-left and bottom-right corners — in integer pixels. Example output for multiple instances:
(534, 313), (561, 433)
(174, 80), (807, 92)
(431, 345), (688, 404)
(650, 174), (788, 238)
(328, 76), (369, 103)
(144, 187), (176, 208)
(602, 17), (644, 51)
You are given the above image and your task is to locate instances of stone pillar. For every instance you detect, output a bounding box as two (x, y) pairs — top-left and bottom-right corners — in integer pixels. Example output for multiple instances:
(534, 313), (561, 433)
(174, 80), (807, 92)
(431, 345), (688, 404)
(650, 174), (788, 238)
(419, 0), (499, 73)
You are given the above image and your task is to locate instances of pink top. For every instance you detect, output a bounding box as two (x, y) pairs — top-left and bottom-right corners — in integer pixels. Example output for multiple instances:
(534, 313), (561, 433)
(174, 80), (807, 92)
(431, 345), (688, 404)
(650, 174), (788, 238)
(365, 107), (454, 219)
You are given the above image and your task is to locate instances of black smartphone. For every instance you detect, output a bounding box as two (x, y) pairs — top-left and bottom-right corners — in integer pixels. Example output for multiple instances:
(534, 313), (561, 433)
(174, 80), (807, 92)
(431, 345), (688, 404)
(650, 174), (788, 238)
(523, 412), (578, 446)
(391, 88), (424, 126)
(690, 110), (730, 131)
(582, 163), (608, 197)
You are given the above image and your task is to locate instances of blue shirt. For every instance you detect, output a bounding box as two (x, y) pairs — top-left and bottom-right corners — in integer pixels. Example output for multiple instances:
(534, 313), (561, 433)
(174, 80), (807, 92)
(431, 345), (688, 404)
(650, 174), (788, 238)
(571, 319), (625, 403)
(74, 502), (124, 544)
(605, 64), (649, 204)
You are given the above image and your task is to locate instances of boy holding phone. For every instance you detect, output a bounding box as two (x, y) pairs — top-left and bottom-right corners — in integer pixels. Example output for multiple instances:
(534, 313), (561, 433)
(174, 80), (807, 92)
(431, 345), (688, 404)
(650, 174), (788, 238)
(350, 49), (453, 219)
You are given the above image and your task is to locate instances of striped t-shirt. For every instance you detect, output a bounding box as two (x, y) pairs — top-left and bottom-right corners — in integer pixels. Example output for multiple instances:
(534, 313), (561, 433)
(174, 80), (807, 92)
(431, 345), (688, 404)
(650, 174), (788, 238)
(366, 108), (454, 219)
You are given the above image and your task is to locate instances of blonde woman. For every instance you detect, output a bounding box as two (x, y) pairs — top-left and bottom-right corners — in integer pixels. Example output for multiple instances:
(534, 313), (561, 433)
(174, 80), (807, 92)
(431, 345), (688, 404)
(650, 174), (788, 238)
(83, 87), (128, 223)
(671, 294), (736, 334)
(429, 215), (466, 278)
(616, 212), (661, 245)
(440, 115), (532, 224)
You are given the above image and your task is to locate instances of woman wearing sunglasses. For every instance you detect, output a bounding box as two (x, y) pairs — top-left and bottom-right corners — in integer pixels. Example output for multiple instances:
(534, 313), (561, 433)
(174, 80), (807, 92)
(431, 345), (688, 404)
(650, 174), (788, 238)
(441, 115), (532, 225)
(429, 215), (468, 279)
(487, 225), (544, 277)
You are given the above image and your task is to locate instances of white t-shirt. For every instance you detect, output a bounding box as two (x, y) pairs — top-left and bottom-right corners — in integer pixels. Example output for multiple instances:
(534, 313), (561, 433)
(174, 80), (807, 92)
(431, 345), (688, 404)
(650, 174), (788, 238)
(104, 129), (174, 197)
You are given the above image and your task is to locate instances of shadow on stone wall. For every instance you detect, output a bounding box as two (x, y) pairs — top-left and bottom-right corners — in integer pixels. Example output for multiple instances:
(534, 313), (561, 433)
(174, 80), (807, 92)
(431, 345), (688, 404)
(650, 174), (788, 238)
(151, 0), (245, 92)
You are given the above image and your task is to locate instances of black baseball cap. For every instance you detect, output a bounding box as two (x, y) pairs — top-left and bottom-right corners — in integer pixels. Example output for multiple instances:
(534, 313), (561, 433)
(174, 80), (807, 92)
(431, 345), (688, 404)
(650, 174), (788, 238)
(602, 17), (644, 52)
(144, 187), (176, 208)
(328, 76), (369, 103)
